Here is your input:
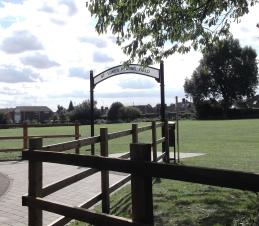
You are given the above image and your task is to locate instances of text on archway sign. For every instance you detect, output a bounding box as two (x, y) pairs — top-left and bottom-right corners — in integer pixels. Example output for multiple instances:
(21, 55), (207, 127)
(93, 64), (160, 86)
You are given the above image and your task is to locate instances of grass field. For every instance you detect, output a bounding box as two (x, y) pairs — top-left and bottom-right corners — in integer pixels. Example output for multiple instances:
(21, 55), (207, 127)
(1, 119), (259, 225)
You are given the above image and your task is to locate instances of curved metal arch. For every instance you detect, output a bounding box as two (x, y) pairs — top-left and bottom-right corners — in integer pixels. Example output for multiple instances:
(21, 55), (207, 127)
(89, 62), (165, 155)
(93, 64), (160, 87)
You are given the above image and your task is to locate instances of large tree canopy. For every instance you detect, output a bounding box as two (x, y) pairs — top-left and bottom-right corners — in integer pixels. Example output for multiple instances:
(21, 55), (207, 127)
(184, 37), (258, 111)
(87, 0), (258, 64)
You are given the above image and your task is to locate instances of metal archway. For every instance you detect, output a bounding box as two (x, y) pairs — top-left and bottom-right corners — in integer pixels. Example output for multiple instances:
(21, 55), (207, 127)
(89, 61), (165, 155)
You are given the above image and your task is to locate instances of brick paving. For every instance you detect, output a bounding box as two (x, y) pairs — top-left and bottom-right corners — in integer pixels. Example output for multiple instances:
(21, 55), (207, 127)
(0, 152), (204, 226)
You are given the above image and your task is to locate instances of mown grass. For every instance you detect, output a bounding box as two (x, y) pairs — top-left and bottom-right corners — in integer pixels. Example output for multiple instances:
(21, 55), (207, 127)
(68, 119), (259, 226)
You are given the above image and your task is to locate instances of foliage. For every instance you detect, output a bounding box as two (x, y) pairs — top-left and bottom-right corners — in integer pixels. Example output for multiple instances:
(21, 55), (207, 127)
(68, 100), (75, 112)
(87, 0), (258, 64)
(0, 112), (7, 124)
(107, 102), (124, 121)
(56, 105), (68, 122)
(118, 106), (141, 122)
(184, 37), (258, 114)
(69, 100), (101, 123)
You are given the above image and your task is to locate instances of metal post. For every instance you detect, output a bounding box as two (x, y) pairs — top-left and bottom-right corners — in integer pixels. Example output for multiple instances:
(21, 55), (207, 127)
(160, 61), (166, 122)
(90, 70), (95, 155)
(176, 96), (180, 163)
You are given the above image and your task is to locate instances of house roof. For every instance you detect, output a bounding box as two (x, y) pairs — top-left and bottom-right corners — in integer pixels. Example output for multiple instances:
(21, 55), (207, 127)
(0, 108), (14, 114)
(15, 106), (52, 112)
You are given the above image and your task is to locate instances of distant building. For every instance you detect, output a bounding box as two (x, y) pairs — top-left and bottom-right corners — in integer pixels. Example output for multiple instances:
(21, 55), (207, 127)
(14, 106), (53, 123)
(0, 106), (53, 123)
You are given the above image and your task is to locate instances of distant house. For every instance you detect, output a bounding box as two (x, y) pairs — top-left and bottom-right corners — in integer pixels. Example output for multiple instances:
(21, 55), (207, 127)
(14, 106), (53, 123)
(133, 104), (154, 114)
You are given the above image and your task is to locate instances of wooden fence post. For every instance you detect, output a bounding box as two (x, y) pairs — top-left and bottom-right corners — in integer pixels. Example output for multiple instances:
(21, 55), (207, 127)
(151, 121), (157, 162)
(100, 128), (110, 214)
(28, 137), (43, 226)
(168, 122), (176, 163)
(132, 123), (138, 143)
(75, 121), (80, 154)
(23, 122), (28, 149)
(163, 120), (170, 163)
(130, 143), (154, 225)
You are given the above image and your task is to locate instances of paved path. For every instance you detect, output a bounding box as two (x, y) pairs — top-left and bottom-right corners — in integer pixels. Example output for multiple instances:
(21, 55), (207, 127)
(0, 152), (204, 226)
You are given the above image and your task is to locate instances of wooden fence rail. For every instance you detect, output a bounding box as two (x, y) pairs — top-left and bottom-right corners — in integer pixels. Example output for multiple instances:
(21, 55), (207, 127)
(0, 121), (81, 154)
(22, 121), (177, 226)
(22, 142), (259, 226)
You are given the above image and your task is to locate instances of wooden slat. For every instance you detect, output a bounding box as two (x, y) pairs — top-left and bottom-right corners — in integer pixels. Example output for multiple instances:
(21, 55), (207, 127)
(0, 134), (77, 141)
(155, 122), (163, 128)
(0, 148), (22, 152)
(49, 175), (131, 226)
(155, 137), (165, 145)
(0, 136), (23, 140)
(22, 150), (259, 192)
(41, 168), (99, 197)
(118, 152), (130, 159)
(138, 125), (152, 133)
(107, 129), (132, 140)
(23, 197), (149, 226)
(156, 152), (166, 162)
(109, 175), (131, 193)
(32, 135), (76, 139)
(42, 136), (100, 152)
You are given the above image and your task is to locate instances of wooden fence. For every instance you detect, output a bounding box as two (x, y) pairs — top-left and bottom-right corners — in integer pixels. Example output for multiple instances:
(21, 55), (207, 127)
(22, 126), (259, 226)
(22, 121), (178, 226)
(0, 122), (80, 154)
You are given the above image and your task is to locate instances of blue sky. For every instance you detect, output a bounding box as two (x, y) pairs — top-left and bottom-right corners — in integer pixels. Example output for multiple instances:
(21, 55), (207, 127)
(0, 0), (258, 110)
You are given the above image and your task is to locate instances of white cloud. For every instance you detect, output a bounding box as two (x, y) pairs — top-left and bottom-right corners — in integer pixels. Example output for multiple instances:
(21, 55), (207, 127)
(1, 30), (43, 54)
(20, 52), (59, 69)
(0, 65), (40, 83)
(93, 51), (114, 63)
(0, 0), (258, 109)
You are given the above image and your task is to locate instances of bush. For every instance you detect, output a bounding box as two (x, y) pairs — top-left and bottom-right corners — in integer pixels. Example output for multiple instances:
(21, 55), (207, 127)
(119, 106), (141, 122)
(70, 100), (101, 123)
(107, 102), (124, 121)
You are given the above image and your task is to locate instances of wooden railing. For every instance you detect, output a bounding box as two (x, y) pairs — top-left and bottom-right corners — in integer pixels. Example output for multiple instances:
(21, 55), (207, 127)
(22, 139), (259, 226)
(22, 121), (177, 226)
(0, 122), (81, 153)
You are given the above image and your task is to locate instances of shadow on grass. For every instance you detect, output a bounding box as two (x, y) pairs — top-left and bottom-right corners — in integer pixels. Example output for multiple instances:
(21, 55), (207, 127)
(108, 180), (259, 226)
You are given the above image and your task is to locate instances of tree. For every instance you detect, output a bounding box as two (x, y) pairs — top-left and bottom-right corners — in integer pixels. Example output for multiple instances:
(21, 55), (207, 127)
(87, 1), (258, 64)
(56, 105), (67, 122)
(0, 112), (7, 124)
(119, 106), (141, 122)
(107, 102), (124, 121)
(68, 100), (74, 112)
(184, 38), (258, 113)
(69, 100), (101, 123)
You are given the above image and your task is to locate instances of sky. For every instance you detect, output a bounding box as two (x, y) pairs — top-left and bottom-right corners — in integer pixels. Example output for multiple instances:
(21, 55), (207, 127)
(0, 1), (258, 111)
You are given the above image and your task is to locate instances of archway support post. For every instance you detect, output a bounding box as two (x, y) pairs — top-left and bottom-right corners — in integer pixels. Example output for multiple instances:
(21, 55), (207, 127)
(90, 70), (95, 155)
